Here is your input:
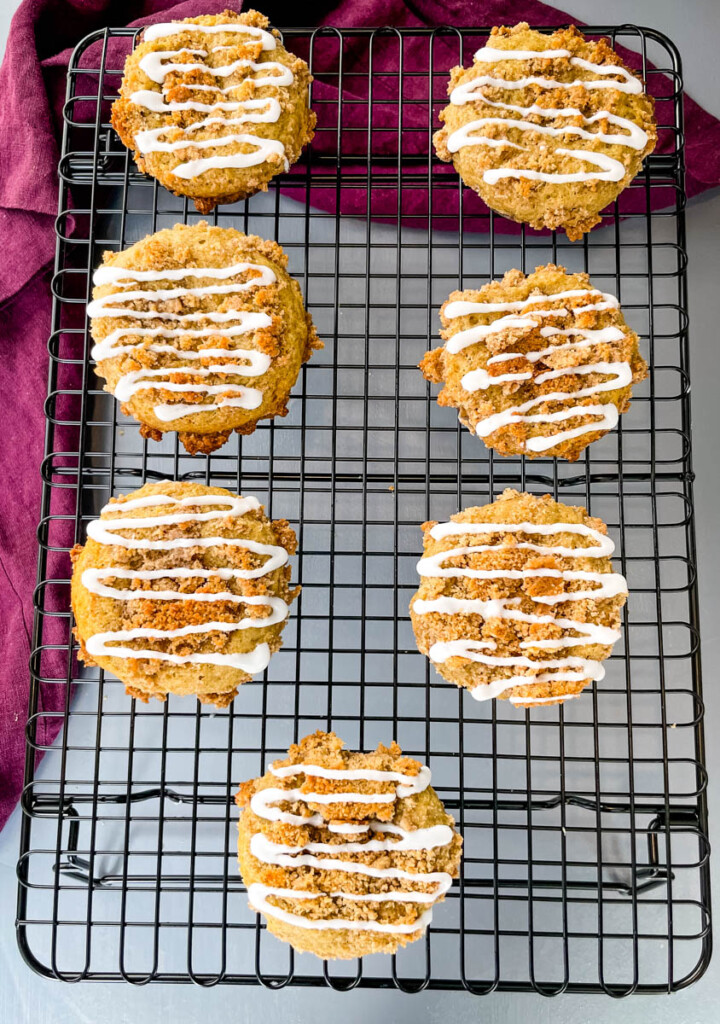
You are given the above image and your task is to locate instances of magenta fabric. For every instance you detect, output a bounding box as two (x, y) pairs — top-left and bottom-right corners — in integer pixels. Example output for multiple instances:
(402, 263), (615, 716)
(1, 0), (719, 831)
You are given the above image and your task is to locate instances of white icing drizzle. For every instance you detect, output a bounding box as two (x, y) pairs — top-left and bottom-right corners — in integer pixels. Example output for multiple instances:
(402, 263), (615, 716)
(129, 100), (292, 174)
(474, 46), (571, 61)
(270, 762), (431, 795)
(139, 51), (292, 87)
(252, 824), (454, 857)
(260, 786), (397, 808)
(113, 361), (267, 390)
(442, 288), (632, 450)
(462, 366), (534, 388)
(463, 357), (630, 393)
(417, 552), (627, 601)
(152, 397), (255, 421)
(451, 55), (642, 105)
(480, 96), (649, 148)
(444, 288), (618, 320)
(249, 833), (452, 888)
(251, 786), (394, 827)
(486, 326), (626, 365)
(172, 138), (288, 179)
(99, 493), (251, 513)
(484, 148), (626, 185)
(444, 310), (623, 355)
(130, 90), (277, 117)
(471, 364), (630, 451)
(138, 47), (206, 83)
(445, 312), (561, 354)
(130, 99), (290, 174)
(182, 107), (284, 128)
(247, 885), (436, 935)
(471, 47), (641, 88)
(89, 290), (273, 321)
(415, 520), (627, 704)
(451, 71), (639, 104)
(90, 257), (277, 423)
(427, 641), (606, 680)
(250, 762), (432, 824)
(571, 55), (643, 89)
(82, 492), (290, 675)
(87, 495), (288, 567)
(93, 262), (276, 288)
(88, 493), (259, 541)
(468, 672), (600, 703)
(247, 760), (455, 934)
(413, 596), (619, 649)
(427, 519), (614, 556)
(130, 22), (295, 181)
(113, 365), (264, 416)
(142, 21), (276, 51)
(91, 321), (272, 364)
(249, 882), (438, 907)
(448, 46), (645, 187)
(86, 632), (271, 672)
(447, 116), (647, 154)
(81, 569), (289, 613)
(134, 102), (283, 153)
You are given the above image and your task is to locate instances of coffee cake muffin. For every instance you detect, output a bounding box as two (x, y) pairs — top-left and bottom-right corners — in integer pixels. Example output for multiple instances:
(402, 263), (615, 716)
(420, 264), (647, 461)
(112, 9), (315, 211)
(88, 222), (321, 455)
(71, 480), (299, 706)
(433, 23), (657, 239)
(410, 489), (627, 708)
(236, 731), (462, 959)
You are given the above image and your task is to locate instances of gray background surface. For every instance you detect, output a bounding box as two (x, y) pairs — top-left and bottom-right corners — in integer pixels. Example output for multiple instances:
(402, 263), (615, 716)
(1, 1), (718, 1021)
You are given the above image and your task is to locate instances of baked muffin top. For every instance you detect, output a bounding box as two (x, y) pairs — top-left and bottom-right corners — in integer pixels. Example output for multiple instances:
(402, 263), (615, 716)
(410, 489), (628, 708)
(89, 221), (321, 455)
(434, 23), (657, 238)
(420, 264), (647, 461)
(236, 731), (462, 959)
(111, 9), (315, 211)
(71, 480), (298, 706)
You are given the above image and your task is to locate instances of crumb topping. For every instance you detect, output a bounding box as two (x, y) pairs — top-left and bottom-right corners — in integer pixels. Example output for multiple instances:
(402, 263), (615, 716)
(90, 222), (322, 454)
(421, 264), (647, 461)
(111, 9), (316, 211)
(410, 489), (628, 707)
(71, 481), (299, 704)
(236, 732), (463, 956)
(434, 23), (657, 238)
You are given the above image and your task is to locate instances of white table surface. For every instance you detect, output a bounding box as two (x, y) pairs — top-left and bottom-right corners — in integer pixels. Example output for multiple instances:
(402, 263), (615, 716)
(1, 1), (718, 1021)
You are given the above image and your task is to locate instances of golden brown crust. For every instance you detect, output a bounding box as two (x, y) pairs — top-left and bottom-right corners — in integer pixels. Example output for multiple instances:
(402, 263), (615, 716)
(111, 9), (315, 210)
(90, 221), (322, 454)
(236, 731), (463, 959)
(433, 23), (657, 239)
(421, 264), (647, 461)
(70, 480), (299, 706)
(138, 422), (164, 444)
(176, 429), (232, 455)
(409, 489), (627, 707)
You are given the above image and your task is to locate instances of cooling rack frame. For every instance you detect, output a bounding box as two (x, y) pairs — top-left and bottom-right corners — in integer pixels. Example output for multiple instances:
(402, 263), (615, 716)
(16, 22), (711, 994)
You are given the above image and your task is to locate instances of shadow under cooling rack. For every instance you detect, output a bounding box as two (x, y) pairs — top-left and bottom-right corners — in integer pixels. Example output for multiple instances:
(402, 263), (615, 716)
(16, 22), (711, 994)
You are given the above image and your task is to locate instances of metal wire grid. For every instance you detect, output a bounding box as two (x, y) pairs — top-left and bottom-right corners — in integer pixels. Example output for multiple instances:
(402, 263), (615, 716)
(16, 24), (710, 994)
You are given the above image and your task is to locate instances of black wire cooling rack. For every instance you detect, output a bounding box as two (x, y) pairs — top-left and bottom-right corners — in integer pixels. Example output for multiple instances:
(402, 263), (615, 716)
(16, 23), (711, 994)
